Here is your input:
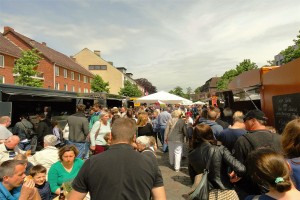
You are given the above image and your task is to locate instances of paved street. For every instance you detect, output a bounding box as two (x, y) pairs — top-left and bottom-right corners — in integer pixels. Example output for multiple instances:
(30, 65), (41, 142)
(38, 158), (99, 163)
(156, 144), (192, 200)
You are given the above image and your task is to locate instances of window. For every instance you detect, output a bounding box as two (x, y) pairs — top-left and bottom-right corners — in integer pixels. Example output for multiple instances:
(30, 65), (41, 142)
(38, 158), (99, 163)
(78, 74), (81, 81)
(0, 75), (4, 83)
(71, 72), (74, 80)
(88, 65), (107, 70)
(84, 88), (89, 93)
(55, 66), (59, 76)
(89, 78), (92, 83)
(55, 83), (60, 90)
(78, 87), (81, 93)
(83, 76), (87, 83)
(64, 69), (68, 78)
(64, 84), (68, 91)
(0, 55), (4, 67)
(71, 86), (75, 92)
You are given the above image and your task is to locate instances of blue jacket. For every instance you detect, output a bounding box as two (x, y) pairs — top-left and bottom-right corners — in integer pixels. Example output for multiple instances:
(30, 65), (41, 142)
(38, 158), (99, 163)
(199, 119), (223, 139)
(0, 182), (21, 200)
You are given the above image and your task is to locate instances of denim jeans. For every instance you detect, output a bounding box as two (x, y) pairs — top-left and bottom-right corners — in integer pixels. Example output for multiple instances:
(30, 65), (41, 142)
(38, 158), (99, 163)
(68, 141), (90, 159)
(18, 142), (31, 151)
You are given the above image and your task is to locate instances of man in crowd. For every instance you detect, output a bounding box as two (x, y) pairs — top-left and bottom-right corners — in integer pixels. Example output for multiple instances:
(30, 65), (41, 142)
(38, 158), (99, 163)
(36, 113), (52, 149)
(199, 109), (223, 139)
(69, 118), (166, 200)
(218, 111), (247, 152)
(28, 135), (59, 174)
(0, 160), (40, 199)
(0, 136), (23, 163)
(120, 106), (127, 118)
(0, 116), (13, 141)
(88, 103), (102, 130)
(67, 104), (89, 159)
(232, 109), (281, 199)
(157, 107), (171, 151)
(12, 115), (34, 151)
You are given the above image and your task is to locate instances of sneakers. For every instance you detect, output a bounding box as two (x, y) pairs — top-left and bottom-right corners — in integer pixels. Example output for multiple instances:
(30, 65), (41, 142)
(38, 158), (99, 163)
(175, 169), (180, 172)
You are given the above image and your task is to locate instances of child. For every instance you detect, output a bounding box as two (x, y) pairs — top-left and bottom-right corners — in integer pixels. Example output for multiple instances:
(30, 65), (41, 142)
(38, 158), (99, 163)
(30, 164), (51, 200)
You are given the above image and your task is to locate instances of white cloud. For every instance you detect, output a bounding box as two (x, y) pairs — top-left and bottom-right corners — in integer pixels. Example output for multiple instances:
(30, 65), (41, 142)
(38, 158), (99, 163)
(1, 0), (300, 92)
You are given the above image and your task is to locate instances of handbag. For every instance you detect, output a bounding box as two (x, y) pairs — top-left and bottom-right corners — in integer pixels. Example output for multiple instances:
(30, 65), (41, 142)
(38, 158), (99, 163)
(188, 147), (216, 200)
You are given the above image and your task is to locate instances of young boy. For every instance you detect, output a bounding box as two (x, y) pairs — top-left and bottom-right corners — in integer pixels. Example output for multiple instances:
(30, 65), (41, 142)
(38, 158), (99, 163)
(30, 164), (51, 200)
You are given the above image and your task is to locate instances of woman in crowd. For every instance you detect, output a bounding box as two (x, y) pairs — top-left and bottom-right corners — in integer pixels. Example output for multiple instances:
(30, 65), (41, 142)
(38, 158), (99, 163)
(246, 148), (300, 200)
(136, 112), (155, 138)
(281, 118), (300, 190)
(188, 124), (245, 199)
(48, 145), (83, 196)
(164, 110), (187, 172)
(89, 112), (111, 154)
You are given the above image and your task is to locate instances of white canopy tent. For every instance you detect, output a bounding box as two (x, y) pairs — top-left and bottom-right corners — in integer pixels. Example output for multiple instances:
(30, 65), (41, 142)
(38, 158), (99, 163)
(134, 91), (192, 105)
(193, 101), (206, 105)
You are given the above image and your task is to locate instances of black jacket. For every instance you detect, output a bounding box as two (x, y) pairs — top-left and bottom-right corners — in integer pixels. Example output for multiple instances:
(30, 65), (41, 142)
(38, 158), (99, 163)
(188, 142), (245, 190)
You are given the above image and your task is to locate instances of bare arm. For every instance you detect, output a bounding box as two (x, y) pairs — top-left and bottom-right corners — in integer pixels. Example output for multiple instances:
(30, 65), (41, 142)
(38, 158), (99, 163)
(151, 186), (166, 200)
(68, 189), (87, 200)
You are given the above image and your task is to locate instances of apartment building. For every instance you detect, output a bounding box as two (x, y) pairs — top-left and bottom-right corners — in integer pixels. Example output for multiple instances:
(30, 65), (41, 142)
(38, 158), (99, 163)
(74, 48), (144, 95)
(1, 27), (93, 92)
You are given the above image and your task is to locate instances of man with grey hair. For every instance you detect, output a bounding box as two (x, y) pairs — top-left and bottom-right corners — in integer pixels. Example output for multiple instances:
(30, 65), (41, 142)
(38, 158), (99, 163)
(0, 160), (39, 199)
(136, 136), (151, 152)
(0, 116), (13, 141)
(28, 135), (59, 173)
(218, 111), (247, 152)
(0, 136), (23, 163)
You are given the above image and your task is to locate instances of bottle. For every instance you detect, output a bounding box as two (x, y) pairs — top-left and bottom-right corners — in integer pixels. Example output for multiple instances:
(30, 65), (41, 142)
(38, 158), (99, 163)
(59, 187), (65, 200)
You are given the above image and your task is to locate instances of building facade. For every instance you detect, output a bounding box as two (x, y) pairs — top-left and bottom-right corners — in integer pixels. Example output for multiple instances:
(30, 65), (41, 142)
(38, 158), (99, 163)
(1, 27), (93, 93)
(74, 48), (144, 95)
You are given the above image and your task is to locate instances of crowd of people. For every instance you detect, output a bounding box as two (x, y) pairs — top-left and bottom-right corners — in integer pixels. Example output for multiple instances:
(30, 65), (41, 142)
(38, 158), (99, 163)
(0, 103), (300, 200)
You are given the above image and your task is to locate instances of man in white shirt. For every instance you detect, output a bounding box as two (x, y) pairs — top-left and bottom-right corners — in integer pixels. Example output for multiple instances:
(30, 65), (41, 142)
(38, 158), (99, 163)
(0, 116), (13, 141)
(27, 135), (59, 174)
(0, 136), (23, 163)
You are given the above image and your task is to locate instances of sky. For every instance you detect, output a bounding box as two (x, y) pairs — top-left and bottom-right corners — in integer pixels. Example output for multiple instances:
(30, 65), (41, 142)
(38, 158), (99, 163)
(1, 0), (300, 92)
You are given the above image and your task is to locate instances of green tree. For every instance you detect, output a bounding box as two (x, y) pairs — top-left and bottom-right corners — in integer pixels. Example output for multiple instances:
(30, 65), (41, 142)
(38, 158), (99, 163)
(13, 49), (43, 87)
(280, 31), (300, 64)
(119, 80), (142, 97)
(186, 87), (192, 99)
(91, 75), (110, 93)
(169, 86), (185, 97)
(217, 59), (257, 90)
(135, 78), (157, 94)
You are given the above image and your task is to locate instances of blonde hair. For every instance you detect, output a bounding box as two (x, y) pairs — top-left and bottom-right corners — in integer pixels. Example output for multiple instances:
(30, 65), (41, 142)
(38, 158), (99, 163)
(136, 112), (149, 127)
(171, 110), (182, 118)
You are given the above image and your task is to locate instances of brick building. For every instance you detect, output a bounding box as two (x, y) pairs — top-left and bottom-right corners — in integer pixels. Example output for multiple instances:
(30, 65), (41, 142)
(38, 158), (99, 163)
(1, 27), (93, 92)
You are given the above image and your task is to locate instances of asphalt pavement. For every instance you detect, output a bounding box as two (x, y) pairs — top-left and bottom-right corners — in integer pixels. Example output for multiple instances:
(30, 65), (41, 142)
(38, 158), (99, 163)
(156, 143), (192, 200)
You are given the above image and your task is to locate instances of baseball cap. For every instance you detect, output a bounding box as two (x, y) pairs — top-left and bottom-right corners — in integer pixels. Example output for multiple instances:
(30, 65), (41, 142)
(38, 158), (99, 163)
(243, 110), (267, 121)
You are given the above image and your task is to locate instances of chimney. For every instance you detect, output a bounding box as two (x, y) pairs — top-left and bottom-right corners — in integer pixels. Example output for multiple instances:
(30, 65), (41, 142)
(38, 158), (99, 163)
(70, 56), (76, 61)
(4, 26), (14, 33)
(94, 50), (101, 57)
(42, 42), (47, 46)
(108, 61), (113, 66)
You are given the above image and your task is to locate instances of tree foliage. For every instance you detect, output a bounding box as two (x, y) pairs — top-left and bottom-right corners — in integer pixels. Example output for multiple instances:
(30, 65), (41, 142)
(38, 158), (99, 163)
(217, 59), (258, 90)
(169, 86), (186, 98)
(91, 75), (110, 93)
(280, 31), (300, 64)
(135, 78), (157, 94)
(119, 80), (142, 97)
(13, 49), (43, 87)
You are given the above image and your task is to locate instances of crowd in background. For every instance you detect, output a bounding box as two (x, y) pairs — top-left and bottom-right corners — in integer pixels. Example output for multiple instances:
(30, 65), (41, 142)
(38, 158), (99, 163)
(0, 102), (300, 199)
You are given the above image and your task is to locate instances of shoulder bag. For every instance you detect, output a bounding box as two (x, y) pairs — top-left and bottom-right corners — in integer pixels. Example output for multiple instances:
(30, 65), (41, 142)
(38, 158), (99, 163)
(188, 146), (216, 200)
